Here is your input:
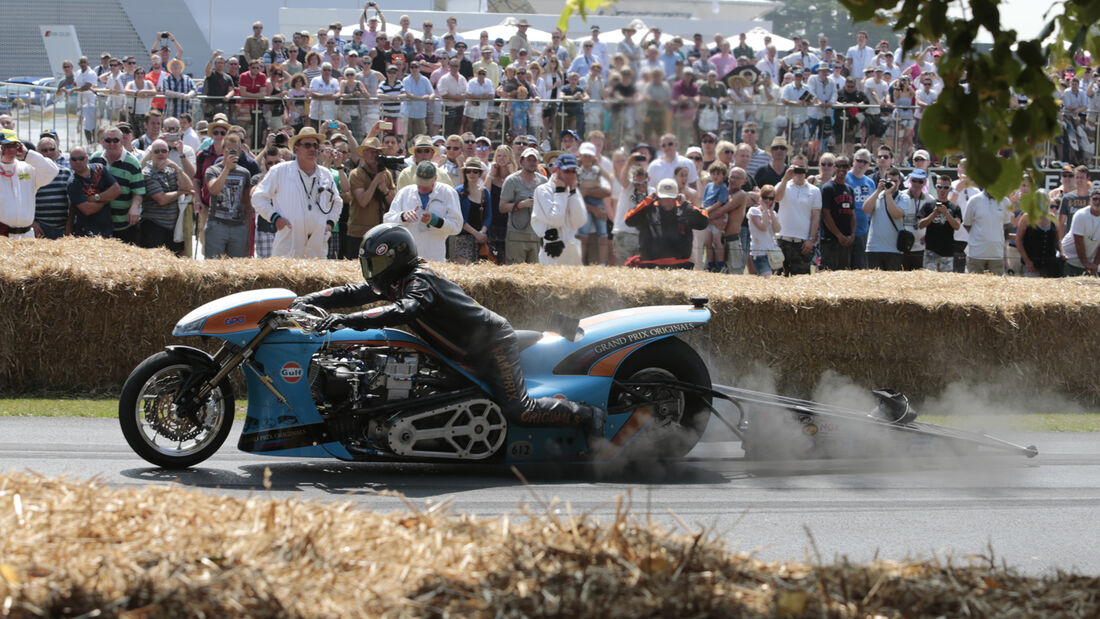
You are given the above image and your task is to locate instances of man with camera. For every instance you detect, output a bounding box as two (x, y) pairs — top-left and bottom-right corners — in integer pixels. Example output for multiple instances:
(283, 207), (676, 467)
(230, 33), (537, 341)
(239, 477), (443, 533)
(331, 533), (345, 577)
(773, 154), (821, 275)
(202, 132), (252, 258)
(917, 174), (962, 271)
(895, 168), (936, 270)
(347, 137), (396, 258)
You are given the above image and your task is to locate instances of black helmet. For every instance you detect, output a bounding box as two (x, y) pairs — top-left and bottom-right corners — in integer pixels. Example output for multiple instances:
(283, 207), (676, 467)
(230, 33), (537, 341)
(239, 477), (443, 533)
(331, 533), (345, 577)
(359, 223), (419, 288)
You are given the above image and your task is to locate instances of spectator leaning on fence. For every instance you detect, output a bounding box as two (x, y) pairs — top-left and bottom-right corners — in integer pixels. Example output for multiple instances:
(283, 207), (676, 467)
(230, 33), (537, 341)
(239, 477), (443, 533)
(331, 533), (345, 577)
(90, 126), (146, 244)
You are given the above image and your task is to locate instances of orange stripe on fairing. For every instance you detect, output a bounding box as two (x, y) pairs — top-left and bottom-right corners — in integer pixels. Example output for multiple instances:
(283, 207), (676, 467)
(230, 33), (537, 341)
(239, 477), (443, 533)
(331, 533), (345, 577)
(578, 306), (692, 329)
(588, 342), (646, 377)
(201, 298), (294, 335)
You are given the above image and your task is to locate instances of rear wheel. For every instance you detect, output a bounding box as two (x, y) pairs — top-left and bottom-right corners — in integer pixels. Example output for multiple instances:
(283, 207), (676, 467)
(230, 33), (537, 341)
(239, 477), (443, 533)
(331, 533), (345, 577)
(119, 351), (235, 468)
(610, 337), (712, 458)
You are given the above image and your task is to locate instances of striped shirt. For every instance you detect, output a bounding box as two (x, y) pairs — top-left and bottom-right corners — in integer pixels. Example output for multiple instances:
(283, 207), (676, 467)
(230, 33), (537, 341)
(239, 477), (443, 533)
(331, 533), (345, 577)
(158, 73), (196, 118)
(34, 165), (73, 228)
(379, 79), (404, 117)
(90, 150), (146, 230)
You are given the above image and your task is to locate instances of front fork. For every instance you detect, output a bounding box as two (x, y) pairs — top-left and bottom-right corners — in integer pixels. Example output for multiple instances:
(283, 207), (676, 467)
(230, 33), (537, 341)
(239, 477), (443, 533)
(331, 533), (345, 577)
(175, 319), (285, 418)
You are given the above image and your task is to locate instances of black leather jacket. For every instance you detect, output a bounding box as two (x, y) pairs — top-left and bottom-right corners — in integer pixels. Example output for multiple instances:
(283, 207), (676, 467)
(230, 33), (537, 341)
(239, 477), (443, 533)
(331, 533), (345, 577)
(296, 265), (509, 360)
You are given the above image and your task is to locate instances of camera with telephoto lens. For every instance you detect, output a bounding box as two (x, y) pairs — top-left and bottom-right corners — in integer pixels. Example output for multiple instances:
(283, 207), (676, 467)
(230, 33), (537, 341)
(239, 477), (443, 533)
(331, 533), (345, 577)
(792, 166), (807, 175)
(378, 155), (405, 173)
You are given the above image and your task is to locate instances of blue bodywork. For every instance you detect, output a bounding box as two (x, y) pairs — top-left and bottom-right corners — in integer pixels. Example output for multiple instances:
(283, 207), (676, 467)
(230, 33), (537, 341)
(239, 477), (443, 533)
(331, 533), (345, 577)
(177, 292), (711, 463)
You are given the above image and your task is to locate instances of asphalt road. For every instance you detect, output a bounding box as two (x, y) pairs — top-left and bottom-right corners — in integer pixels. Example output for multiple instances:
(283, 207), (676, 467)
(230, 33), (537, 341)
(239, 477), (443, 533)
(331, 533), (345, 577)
(1, 417), (1097, 576)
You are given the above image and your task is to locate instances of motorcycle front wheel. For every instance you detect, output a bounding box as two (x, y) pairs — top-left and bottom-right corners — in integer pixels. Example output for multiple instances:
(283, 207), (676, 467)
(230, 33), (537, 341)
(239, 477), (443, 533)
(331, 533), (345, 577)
(119, 350), (235, 469)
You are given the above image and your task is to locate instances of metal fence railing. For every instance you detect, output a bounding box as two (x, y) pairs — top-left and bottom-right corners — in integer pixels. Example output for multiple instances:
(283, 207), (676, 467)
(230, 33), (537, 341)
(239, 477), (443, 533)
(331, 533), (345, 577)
(3, 80), (1096, 168)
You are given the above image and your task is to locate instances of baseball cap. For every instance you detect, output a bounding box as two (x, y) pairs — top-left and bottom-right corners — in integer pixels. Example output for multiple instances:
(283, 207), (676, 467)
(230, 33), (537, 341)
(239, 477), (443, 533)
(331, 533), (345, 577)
(578, 142), (597, 157)
(560, 129), (579, 141)
(556, 153), (578, 170)
(432, 135), (446, 145)
(415, 161), (437, 186)
(656, 178), (678, 199)
(520, 147), (540, 160)
(0, 129), (19, 145)
(912, 149), (930, 161)
(909, 168), (928, 180)
(685, 146), (703, 157)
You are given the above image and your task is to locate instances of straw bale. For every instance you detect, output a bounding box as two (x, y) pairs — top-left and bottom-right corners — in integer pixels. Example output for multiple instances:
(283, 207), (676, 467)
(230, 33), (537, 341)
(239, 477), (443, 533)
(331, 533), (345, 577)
(0, 472), (1096, 617)
(3, 237), (1100, 403)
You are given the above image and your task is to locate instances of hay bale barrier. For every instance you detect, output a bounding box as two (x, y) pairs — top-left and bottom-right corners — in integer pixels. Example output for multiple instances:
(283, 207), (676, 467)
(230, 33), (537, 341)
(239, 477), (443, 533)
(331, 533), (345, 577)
(0, 472), (1096, 617)
(3, 237), (1100, 402)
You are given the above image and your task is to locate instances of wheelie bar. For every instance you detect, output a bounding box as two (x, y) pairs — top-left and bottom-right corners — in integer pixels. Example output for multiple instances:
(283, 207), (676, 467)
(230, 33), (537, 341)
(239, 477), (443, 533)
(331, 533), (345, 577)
(621, 379), (1039, 459)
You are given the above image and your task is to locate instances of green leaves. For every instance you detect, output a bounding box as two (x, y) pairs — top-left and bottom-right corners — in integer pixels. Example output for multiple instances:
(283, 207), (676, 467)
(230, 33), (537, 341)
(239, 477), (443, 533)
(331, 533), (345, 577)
(836, 0), (1088, 222)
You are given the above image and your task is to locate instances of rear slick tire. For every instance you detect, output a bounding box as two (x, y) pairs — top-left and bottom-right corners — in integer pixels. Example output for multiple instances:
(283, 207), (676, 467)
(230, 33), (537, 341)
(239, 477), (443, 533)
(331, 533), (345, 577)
(611, 337), (712, 459)
(119, 350), (235, 469)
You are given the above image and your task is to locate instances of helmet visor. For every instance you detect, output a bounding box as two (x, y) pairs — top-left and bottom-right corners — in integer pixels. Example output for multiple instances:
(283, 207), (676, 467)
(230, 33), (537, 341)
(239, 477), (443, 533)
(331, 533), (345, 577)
(361, 253), (395, 282)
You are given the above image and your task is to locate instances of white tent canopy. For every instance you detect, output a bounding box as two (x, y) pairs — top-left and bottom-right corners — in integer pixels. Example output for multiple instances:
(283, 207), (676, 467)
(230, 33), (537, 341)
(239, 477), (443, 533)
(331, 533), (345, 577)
(460, 19), (555, 51)
(338, 22), (406, 42)
(574, 25), (797, 53)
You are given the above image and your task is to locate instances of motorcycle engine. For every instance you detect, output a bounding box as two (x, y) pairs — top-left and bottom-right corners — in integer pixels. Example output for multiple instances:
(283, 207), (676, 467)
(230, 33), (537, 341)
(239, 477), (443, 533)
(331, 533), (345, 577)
(308, 345), (454, 416)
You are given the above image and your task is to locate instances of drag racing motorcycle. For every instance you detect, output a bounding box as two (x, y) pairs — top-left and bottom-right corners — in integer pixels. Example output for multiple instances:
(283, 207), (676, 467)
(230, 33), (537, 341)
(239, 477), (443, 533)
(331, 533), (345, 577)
(119, 289), (1039, 469)
(119, 289), (717, 469)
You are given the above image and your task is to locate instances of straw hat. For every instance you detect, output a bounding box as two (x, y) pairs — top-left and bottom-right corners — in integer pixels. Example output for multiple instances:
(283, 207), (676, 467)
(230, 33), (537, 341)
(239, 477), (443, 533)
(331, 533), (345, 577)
(357, 136), (383, 158)
(207, 113), (231, 132)
(409, 134), (439, 156)
(288, 126), (323, 148)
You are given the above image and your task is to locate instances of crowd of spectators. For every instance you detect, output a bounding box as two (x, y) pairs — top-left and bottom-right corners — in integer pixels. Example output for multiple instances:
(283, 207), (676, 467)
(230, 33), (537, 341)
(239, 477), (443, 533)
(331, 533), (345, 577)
(2, 11), (1098, 277)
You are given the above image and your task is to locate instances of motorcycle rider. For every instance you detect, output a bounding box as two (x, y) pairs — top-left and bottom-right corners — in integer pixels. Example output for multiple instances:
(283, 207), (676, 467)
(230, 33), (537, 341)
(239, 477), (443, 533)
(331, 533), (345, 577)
(292, 222), (608, 449)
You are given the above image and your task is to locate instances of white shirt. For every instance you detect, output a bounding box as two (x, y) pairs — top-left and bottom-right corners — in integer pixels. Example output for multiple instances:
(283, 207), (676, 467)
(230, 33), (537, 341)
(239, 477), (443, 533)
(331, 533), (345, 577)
(0, 150), (60, 235)
(863, 77), (889, 114)
(531, 179), (587, 266)
(464, 78), (494, 119)
(182, 127), (201, 152)
(963, 192), (1011, 260)
(308, 76), (341, 120)
(1061, 207), (1100, 267)
(755, 56), (780, 82)
(435, 72), (468, 108)
(951, 180), (981, 243)
(846, 44), (876, 74)
(647, 155), (698, 186)
(75, 67), (98, 106)
(383, 183), (462, 262)
(614, 184), (653, 235)
(252, 161), (342, 259)
(780, 82), (812, 124)
(748, 205), (780, 252)
(776, 180), (821, 240)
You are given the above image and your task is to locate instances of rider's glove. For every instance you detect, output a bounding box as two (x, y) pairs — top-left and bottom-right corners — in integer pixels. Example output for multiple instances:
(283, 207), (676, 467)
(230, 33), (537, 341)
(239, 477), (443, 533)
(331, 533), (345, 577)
(289, 296), (309, 310)
(543, 228), (565, 258)
(314, 313), (347, 333)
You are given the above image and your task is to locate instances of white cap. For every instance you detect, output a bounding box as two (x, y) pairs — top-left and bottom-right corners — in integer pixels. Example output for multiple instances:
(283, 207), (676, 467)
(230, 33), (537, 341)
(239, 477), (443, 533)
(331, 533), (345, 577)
(578, 142), (597, 157)
(685, 146), (703, 157)
(520, 147), (540, 160)
(656, 178), (678, 199)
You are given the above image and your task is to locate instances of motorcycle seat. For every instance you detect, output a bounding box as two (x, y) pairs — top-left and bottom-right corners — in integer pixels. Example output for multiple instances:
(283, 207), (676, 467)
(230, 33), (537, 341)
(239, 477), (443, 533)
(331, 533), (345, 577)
(515, 330), (543, 351)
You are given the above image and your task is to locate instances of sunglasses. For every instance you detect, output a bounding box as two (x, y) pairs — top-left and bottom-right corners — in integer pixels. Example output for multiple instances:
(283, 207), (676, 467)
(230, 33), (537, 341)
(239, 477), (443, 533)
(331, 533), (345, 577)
(877, 154), (891, 159)
(463, 140), (475, 144)
(910, 178), (925, 184)
(476, 145), (490, 150)
(720, 150), (734, 155)
(820, 162), (835, 167)
(466, 170), (483, 175)
(688, 156), (702, 161)
(773, 146), (788, 151)
(1061, 172), (1074, 177)
(102, 137), (121, 143)
(836, 164), (850, 169)
(661, 142), (676, 147)
(936, 185), (951, 190)
(913, 157), (928, 162)
(415, 148), (435, 154)
(69, 155), (87, 161)
(761, 196), (775, 200)
(446, 146), (460, 150)
(855, 159), (871, 164)
(212, 130), (227, 136)
(298, 142), (320, 149)
(151, 148), (169, 154)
